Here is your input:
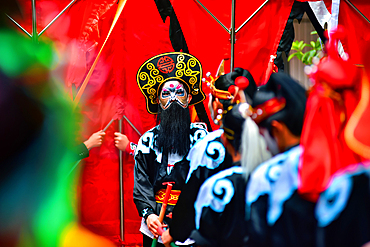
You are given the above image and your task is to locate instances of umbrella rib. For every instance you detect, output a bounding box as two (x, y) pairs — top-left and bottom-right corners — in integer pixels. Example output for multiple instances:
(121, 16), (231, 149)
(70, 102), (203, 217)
(194, 0), (230, 34)
(6, 14), (32, 38)
(123, 115), (142, 136)
(344, 0), (370, 25)
(38, 0), (77, 36)
(236, 0), (269, 33)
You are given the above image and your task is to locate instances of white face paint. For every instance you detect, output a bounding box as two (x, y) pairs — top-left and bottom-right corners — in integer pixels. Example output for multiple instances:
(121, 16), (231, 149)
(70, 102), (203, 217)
(159, 80), (189, 110)
(259, 128), (280, 156)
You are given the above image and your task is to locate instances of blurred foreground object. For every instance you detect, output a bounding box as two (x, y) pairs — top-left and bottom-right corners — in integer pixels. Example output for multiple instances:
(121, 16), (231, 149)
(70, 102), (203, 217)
(299, 26), (370, 202)
(0, 15), (114, 247)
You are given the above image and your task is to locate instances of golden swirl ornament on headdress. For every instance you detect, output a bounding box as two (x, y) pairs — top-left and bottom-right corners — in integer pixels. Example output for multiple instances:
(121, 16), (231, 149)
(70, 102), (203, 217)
(137, 52), (205, 114)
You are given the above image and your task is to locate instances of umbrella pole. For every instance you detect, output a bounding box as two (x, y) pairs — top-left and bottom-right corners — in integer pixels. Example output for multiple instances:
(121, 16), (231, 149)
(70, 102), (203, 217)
(230, 0), (236, 72)
(119, 118), (124, 245)
(31, 0), (38, 43)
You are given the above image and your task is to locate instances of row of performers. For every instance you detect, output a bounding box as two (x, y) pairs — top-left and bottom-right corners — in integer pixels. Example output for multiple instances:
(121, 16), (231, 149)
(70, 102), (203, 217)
(119, 47), (369, 247)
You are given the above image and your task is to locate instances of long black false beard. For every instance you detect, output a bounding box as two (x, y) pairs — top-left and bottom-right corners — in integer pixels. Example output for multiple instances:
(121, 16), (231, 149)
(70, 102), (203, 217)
(156, 103), (191, 156)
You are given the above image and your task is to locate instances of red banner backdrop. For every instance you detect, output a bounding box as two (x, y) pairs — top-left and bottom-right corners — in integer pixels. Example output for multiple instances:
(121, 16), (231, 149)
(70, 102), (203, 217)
(12, 0), (370, 245)
(8, 0), (297, 245)
(322, 0), (370, 64)
(73, 0), (174, 245)
(337, 0), (370, 64)
(10, 0), (172, 245)
(170, 0), (295, 85)
(298, 0), (370, 202)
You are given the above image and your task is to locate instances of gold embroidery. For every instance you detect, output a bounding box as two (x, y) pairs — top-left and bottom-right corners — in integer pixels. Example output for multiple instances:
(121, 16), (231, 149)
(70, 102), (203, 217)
(170, 194), (179, 201)
(137, 52), (205, 114)
(175, 55), (200, 94)
(140, 63), (164, 105)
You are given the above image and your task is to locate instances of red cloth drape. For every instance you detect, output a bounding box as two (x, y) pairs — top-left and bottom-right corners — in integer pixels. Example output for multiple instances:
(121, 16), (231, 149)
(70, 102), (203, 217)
(12, 0), (174, 245)
(337, 0), (370, 64)
(322, 0), (370, 64)
(297, 1), (370, 202)
(76, 0), (174, 245)
(298, 85), (362, 202)
(169, 0), (296, 131)
(170, 0), (295, 85)
(298, 15), (370, 201)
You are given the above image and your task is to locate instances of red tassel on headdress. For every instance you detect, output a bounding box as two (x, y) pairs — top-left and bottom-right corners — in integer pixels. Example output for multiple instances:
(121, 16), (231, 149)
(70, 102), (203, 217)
(234, 76), (249, 91)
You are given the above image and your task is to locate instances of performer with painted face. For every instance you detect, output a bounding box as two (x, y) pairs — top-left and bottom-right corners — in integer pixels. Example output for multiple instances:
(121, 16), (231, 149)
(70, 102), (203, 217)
(134, 52), (208, 247)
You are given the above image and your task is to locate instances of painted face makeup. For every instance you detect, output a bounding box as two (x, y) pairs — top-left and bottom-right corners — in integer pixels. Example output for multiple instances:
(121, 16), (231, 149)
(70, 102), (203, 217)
(159, 80), (189, 110)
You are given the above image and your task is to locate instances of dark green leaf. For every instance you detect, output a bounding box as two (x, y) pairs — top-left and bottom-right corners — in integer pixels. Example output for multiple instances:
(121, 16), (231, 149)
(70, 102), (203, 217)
(302, 52), (311, 64)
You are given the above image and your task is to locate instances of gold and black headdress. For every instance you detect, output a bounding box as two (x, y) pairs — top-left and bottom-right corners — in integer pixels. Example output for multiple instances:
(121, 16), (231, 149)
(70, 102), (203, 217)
(137, 52), (205, 114)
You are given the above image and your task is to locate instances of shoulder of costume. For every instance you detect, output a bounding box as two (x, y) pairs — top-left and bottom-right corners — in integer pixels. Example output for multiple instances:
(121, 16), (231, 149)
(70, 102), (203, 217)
(266, 146), (303, 225)
(246, 147), (298, 208)
(194, 166), (244, 229)
(190, 122), (208, 131)
(316, 162), (370, 227)
(189, 122), (208, 147)
(136, 125), (159, 154)
(246, 145), (303, 211)
(186, 129), (225, 183)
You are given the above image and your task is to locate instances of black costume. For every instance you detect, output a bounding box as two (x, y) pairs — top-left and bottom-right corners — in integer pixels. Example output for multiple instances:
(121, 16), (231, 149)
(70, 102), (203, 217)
(134, 51), (207, 245)
(133, 123), (207, 244)
(189, 165), (249, 247)
(243, 72), (309, 246)
(267, 146), (316, 247)
(169, 129), (233, 242)
(316, 162), (370, 247)
(170, 67), (257, 243)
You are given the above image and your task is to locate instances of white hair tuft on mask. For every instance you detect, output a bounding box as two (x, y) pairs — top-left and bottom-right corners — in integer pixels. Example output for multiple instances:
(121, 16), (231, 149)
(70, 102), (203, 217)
(241, 117), (272, 178)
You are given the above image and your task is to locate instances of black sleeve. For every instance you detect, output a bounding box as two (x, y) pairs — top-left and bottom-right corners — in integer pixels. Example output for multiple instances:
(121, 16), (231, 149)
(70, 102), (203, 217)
(74, 143), (89, 160)
(270, 192), (316, 247)
(170, 136), (232, 242)
(189, 229), (214, 247)
(133, 150), (157, 217)
(189, 175), (236, 247)
(248, 195), (270, 247)
(189, 207), (224, 247)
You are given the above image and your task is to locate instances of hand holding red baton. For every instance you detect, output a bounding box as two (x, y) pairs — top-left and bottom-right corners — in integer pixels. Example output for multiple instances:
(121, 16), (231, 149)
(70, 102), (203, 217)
(157, 226), (178, 247)
(151, 182), (175, 247)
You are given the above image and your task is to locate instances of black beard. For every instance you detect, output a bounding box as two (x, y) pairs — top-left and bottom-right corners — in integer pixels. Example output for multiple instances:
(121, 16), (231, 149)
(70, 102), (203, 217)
(156, 102), (191, 156)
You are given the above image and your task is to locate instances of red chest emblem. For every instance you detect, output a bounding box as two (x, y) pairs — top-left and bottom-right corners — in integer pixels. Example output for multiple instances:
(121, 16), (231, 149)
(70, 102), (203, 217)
(157, 56), (175, 74)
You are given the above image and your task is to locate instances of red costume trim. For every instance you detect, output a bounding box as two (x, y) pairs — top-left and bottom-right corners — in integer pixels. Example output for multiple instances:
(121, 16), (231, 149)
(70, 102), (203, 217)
(252, 97), (286, 124)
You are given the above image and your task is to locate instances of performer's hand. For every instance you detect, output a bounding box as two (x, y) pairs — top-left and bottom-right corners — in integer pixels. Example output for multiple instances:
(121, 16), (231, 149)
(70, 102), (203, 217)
(161, 229), (173, 247)
(114, 132), (129, 151)
(146, 214), (161, 238)
(84, 130), (106, 149)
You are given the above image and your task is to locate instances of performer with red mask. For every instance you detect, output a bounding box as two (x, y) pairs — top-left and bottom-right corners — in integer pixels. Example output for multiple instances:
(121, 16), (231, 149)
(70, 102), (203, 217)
(133, 52), (208, 247)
